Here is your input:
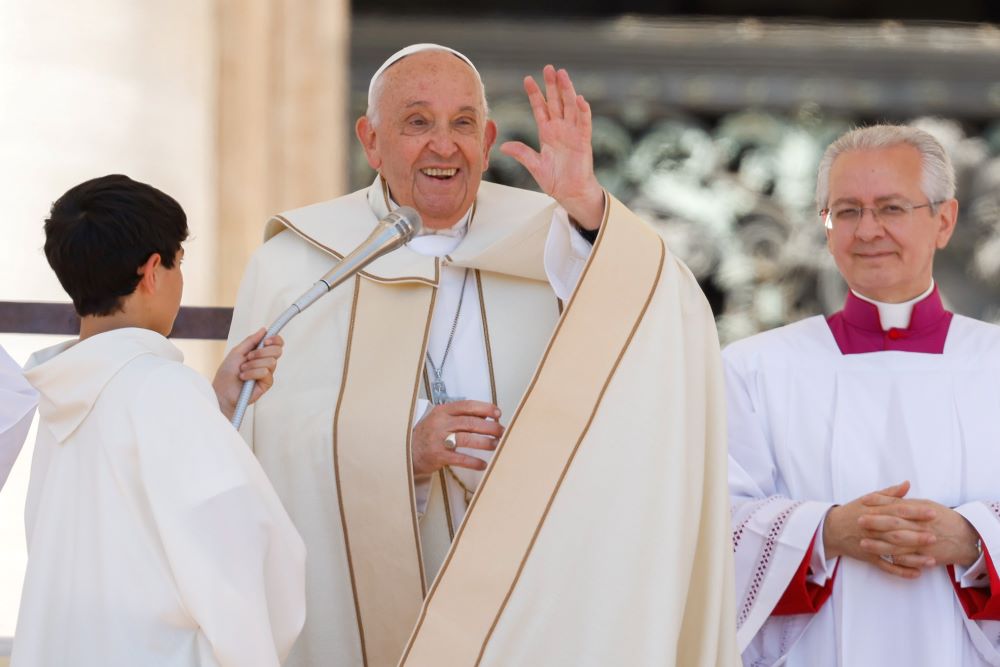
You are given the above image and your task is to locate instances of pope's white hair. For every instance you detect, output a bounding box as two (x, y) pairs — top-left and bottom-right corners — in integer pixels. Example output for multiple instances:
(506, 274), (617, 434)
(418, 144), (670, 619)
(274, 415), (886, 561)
(815, 124), (956, 211)
(365, 46), (489, 127)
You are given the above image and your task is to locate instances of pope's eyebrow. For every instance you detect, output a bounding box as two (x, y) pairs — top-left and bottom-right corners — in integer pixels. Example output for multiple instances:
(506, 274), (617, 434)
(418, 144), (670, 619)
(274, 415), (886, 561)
(401, 101), (480, 117)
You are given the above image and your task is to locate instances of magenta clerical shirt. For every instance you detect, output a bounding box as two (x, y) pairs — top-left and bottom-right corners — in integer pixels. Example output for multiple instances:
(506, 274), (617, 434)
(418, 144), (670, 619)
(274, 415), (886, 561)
(826, 286), (953, 355)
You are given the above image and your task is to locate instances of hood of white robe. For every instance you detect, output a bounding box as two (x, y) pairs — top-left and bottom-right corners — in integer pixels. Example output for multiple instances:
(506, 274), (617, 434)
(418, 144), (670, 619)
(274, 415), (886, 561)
(23, 328), (183, 444)
(263, 177), (556, 284)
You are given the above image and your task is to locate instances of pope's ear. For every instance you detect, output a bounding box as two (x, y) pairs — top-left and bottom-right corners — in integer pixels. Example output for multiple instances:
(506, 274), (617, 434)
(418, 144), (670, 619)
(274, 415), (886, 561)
(482, 119), (498, 171)
(355, 116), (381, 170)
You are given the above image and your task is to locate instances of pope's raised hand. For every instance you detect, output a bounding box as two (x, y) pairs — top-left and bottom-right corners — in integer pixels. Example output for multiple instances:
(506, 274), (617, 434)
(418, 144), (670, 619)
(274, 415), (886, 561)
(500, 65), (605, 231)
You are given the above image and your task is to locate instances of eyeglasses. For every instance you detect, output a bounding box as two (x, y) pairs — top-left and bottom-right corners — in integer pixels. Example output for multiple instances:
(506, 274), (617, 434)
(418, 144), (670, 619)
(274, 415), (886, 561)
(820, 201), (943, 230)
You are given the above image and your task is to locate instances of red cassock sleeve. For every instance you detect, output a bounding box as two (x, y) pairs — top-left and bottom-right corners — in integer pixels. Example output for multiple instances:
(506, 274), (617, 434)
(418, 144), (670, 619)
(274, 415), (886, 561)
(771, 534), (838, 616)
(950, 542), (1000, 621)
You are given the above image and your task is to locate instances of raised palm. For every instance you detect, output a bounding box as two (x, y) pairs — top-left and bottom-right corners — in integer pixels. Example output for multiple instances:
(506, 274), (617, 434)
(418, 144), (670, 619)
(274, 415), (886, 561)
(500, 65), (604, 230)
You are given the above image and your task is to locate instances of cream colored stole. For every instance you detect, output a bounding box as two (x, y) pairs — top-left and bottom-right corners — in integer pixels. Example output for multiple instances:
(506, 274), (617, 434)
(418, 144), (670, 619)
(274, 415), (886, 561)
(399, 198), (665, 666)
(335, 269), (558, 667)
(334, 277), (434, 667)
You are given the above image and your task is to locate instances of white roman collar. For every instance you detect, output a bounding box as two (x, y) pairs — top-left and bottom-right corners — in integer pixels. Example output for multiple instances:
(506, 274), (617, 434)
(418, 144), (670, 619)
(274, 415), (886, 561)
(387, 193), (472, 258)
(852, 281), (935, 331)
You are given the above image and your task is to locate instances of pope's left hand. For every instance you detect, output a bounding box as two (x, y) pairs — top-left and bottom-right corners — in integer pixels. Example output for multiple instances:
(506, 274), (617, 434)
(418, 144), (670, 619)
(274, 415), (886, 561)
(213, 328), (284, 421)
(858, 495), (981, 569)
(500, 65), (606, 231)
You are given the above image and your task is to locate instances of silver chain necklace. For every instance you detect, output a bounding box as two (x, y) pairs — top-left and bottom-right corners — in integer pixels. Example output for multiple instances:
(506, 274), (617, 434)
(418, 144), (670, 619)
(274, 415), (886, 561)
(426, 268), (471, 405)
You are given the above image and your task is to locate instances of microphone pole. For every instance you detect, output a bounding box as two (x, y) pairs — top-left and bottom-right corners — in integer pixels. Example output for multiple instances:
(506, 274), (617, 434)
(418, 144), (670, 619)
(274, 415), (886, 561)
(230, 206), (423, 429)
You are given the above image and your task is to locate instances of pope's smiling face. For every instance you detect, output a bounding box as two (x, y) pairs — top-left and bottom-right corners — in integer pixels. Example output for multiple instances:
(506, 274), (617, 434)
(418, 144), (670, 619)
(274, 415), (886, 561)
(824, 143), (958, 303)
(356, 50), (497, 230)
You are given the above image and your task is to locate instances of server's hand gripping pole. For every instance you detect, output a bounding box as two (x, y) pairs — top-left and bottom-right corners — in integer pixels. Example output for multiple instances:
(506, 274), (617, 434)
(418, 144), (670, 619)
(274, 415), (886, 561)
(230, 207), (423, 429)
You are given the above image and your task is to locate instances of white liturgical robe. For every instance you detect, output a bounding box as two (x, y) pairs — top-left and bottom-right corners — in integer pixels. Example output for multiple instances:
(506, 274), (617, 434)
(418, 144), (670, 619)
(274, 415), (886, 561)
(229, 178), (737, 666)
(727, 311), (1000, 667)
(13, 328), (306, 667)
(407, 199), (591, 519)
(0, 343), (37, 491)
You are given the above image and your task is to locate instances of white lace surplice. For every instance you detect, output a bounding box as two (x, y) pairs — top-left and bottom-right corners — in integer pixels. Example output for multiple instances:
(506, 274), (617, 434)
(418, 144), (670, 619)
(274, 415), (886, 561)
(728, 315), (1000, 667)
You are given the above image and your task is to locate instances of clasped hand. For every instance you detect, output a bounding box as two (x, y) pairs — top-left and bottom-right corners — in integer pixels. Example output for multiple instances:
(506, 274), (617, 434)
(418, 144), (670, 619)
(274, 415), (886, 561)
(823, 480), (981, 579)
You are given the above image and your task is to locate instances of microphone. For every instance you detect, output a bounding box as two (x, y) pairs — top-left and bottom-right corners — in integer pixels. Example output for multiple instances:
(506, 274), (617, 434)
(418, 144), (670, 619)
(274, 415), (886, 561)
(230, 206), (423, 428)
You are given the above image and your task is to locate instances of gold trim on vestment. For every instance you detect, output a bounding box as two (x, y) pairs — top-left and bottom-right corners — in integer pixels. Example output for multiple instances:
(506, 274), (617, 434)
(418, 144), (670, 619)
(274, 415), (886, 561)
(270, 214), (441, 286)
(420, 367), (457, 542)
(331, 276), (367, 666)
(475, 269), (499, 407)
(437, 470), (455, 541)
(399, 196), (667, 666)
(410, 287), (438, 595)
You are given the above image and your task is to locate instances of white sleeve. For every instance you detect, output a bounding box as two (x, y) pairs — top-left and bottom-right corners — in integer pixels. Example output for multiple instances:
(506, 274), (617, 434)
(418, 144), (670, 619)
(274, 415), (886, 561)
(955, 502), (1000, 588)
(134, 368), (306, 667)
(952, 501), (1000, 658)
(543, 207), (597, 302)
(807, 513), (838, 585)
(0, 345), (37, 491)
(725, 349), (834, 661)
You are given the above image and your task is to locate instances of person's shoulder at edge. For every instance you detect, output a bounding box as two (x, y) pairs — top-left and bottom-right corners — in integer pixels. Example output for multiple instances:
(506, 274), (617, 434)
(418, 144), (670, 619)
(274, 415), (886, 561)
(477, 179), (556, 208)
(124, 352), (219, 416)
(722, 314), (831, 367)
(272, 185), (371, 225)
(947, 313), (1000, 357)
(242, 188), (372, 282)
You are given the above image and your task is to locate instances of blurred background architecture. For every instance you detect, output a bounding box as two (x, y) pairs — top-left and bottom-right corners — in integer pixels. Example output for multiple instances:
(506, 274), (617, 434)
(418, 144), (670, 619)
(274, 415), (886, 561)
(1, 0), (998, 659)
(349, 16), (1000, 342)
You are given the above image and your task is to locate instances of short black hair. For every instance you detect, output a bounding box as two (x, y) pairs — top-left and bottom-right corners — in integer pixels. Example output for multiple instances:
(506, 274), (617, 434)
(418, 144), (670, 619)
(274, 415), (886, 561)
(44, 174), (189, 317)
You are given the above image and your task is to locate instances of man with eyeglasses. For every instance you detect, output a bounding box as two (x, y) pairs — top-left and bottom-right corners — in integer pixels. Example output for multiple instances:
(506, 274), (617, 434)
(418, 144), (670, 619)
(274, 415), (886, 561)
(727, 124), (1000, 666)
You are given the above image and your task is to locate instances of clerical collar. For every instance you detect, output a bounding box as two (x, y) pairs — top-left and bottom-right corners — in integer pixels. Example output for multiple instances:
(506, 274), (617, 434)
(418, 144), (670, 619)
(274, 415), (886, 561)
(827, 283), (953, 355)
(385, 194), (471, 258)
(850, 282), (935, 331)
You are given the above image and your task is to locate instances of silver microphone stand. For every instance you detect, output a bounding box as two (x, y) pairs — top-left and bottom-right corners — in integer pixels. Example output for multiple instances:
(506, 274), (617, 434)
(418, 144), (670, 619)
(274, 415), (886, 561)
(230, 207), (422, 429)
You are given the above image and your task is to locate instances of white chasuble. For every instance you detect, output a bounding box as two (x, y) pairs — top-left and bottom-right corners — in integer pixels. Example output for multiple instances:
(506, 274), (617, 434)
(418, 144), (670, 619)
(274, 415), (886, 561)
(727, 315), (1000, 667)
(229, 179), (561, 667)
(400, 195), (737, 666)
(229, 178), (738, 666)
(13, 328), (305, 667)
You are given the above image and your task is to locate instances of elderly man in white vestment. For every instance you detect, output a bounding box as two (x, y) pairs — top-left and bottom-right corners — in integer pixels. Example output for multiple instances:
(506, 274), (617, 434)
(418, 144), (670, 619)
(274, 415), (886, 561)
(728, 124), (1000, 666)
(12, 175), (305, 667)
(229, 44), (737, 666)
(0, 344), (36, 491)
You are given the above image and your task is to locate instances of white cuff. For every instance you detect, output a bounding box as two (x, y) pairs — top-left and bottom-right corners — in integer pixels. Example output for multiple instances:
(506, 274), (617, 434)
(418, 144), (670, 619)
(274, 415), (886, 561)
(955, 552), (990, 589)
(807, 512), (838, 585)
(543, 208), (594, 302)
(954, 502), (1000, 589)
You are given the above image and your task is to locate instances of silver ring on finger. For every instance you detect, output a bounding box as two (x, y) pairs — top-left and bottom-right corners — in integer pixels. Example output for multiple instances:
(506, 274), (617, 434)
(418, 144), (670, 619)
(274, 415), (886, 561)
(443, 433), (457, 451)
(880, 554), (895, 565)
